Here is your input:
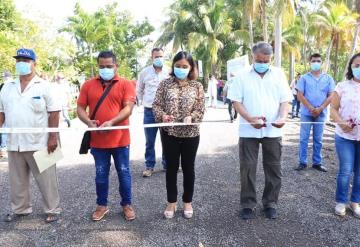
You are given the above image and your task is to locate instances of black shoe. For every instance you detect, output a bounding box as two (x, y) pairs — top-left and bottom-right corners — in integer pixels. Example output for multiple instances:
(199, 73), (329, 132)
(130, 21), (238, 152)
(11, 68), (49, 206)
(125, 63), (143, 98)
(264, 207), (277, 219)
(241, 208), (256, 220)
(295, 164), (307, 171)
(312, 164), (327, 172)
(4, 213), (30, 222)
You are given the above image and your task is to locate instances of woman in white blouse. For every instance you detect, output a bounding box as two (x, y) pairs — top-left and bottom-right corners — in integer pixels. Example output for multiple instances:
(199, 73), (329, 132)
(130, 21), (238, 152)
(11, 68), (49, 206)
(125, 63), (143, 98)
(331, 52), (360, 218)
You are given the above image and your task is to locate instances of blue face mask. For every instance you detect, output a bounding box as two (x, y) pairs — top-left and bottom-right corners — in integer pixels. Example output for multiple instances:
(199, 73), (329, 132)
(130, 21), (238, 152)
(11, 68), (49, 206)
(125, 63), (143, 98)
(99, 68), (115, 81)
(310, 62), (322, 71)
(352, 67), (360, 80)
(174, 67), (190, 80)
(16, 62), (32, 76)
(153, 57), (164, 68)
(253, 63), (270, 74)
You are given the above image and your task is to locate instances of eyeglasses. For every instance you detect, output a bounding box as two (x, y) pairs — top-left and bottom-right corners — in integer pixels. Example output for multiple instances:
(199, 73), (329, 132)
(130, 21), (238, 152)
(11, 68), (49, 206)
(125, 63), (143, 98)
(311, 60), (322, 63)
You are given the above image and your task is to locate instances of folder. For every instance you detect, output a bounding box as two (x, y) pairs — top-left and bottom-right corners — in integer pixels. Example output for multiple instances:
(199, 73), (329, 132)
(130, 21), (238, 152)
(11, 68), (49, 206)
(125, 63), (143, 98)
(33, 147), (64, 173)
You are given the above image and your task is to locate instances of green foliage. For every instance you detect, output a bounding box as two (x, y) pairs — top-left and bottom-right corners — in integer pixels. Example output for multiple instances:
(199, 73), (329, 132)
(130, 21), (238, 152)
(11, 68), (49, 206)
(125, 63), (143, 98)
(61, 3), (154, 79)
(157, 0), (360, 82)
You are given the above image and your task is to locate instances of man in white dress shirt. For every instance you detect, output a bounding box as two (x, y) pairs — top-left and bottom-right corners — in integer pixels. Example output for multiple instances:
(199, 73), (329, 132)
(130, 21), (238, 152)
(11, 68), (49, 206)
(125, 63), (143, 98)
(0, 48), (61, 223)
(137, 48), (169, 177)
(228, 42), (292, 220)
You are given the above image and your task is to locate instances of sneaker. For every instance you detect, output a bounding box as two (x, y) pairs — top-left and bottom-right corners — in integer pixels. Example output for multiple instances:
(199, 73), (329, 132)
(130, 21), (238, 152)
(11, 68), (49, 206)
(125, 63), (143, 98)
(142, 168), (153, 177)
(295, 163), (307, 171)
(312, 164), (327, 172)
(241, 208), (256, 220)
(335, 203), (347, 217)
(122, 205), (136, 221)
(349, 202), (360, 218)
(264, 207), (277, 219)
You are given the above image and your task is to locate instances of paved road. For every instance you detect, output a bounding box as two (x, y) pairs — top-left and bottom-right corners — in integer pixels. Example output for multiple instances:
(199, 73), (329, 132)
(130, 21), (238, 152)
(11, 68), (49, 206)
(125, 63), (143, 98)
(0, 106), (359, 247)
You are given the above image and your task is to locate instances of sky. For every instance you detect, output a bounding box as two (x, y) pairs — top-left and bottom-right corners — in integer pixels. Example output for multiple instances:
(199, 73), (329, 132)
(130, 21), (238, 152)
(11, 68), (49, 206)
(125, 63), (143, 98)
(14, 0), (173, 41)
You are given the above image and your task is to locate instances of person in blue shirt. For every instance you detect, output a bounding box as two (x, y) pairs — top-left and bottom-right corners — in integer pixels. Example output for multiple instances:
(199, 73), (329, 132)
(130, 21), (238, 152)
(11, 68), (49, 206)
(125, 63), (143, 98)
(295, 53), (335, 172)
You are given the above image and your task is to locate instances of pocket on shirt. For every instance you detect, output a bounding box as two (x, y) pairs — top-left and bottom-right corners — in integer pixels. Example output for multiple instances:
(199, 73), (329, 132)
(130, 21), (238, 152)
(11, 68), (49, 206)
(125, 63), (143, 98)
(30, 97), (46, 113)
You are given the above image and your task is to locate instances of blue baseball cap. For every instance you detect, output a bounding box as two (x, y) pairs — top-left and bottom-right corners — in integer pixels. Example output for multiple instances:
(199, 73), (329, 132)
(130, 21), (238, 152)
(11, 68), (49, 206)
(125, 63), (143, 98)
(13, 48), (36, 61)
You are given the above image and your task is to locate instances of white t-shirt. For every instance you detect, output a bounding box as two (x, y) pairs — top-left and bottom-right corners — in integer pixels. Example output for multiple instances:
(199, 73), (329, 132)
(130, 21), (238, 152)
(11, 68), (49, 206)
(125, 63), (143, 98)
(228, 66), (292, 138)
(0, 76), (61, 151)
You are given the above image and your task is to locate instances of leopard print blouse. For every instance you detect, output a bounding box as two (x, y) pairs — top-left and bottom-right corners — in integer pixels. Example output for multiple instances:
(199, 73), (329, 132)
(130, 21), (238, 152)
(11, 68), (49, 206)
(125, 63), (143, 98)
(152, 76), (205, 138)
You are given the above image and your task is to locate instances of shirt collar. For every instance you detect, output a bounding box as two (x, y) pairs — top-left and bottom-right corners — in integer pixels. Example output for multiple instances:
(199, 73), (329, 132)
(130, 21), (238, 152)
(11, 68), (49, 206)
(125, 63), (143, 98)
(307, 72), (325, 79)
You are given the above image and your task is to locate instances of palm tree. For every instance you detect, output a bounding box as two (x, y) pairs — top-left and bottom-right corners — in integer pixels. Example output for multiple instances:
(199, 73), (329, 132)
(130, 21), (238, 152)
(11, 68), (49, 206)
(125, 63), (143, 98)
(273, 0), (296, 67)
(261, 0), (269, 42)
(282, 17), (304, 82)
(60, 3), (108, 76)
(315, 1), (357, 78)
(342, 0), (360, 79)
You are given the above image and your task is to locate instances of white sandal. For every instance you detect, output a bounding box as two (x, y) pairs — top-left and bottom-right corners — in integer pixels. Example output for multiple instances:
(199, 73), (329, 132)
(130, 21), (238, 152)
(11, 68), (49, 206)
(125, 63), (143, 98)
(164, 205), (177, 219)
(183, 203), (193, 219)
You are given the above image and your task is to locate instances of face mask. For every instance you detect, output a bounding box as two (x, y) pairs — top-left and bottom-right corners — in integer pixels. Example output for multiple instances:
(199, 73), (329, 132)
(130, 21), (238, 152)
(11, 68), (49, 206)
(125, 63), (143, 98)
(352, 67), (360, 80)
(16, 62), (32, 76)
(174, 67), (190, 80)
(253, 63), (270, 74)
(153, 57), (164, 68)
(99, 68), (115, 81)
(310, 62), (322, 71)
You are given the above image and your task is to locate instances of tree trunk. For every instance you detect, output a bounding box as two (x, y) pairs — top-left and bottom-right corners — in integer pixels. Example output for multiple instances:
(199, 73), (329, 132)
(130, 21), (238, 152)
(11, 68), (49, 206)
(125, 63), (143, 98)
(248, 15), (254, 50)
(342, 1), (360, 80)
(324, 35), (334, 73)
(89, 45), (94, 77)
(333, 33), (340, 80)
(274, 15), (282, 67)
(289, 52), (295, 84)
(261, 0), (268, 42)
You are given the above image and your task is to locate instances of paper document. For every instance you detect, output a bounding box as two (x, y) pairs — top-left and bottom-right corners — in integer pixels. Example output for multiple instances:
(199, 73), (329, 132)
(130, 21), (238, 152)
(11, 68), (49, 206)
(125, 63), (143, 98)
(33, 147), (64, 173)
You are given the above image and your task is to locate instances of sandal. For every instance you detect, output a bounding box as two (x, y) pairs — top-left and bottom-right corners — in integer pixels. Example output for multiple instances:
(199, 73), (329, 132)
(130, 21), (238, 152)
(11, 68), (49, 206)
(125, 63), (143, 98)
(45, 213), (59, 223)
(92, 206), (109, 221)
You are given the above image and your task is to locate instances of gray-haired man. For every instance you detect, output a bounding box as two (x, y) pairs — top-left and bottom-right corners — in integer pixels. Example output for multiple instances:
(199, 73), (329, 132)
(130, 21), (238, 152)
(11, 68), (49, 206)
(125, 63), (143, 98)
(228, 42), (292, 220)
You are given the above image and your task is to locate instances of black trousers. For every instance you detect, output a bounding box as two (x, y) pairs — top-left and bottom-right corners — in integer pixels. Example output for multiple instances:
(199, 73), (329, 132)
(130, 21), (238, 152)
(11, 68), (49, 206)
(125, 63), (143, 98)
(161, 131), (200, 203)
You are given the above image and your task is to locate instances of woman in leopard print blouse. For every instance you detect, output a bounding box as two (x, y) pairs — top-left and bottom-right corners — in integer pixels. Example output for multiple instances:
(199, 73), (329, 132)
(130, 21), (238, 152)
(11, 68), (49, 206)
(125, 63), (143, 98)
(152, 51), (205, 219)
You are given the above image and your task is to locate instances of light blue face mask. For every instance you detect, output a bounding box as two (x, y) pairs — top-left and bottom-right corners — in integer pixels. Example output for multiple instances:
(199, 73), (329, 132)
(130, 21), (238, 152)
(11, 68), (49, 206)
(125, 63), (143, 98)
(253, 63), (270, 74)
(174, 67), (190, 80)
(99, 68), (115, 81)
(16, 62), (32, 76)
(310, 62), (322, 71)
(352, 67), (360, 80)
(153, 57), (164, 68)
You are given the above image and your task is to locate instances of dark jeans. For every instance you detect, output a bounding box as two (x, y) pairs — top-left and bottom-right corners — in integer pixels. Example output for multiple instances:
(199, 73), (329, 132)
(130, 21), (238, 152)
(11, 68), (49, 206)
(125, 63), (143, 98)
(225, 99), (237, 121)
(239, 137), (282, 209)
(91, 147), (132, 206)
(291, 95), (300, 117)
(161, 131), (200, 203)
(144, 107), (166, 169)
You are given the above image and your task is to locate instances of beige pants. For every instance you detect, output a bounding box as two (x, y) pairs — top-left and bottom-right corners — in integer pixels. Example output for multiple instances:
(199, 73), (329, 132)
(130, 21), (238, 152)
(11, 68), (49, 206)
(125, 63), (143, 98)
(8, 151), (61, 214)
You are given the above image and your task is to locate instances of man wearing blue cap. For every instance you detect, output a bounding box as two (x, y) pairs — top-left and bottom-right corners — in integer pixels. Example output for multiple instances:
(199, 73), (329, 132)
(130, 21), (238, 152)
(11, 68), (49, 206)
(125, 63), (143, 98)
(0, 48), (62, 223)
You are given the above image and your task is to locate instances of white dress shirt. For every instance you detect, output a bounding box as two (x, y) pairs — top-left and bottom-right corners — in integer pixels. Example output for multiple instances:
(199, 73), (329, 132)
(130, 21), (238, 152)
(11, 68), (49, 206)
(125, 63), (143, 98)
(137, 65), (169, 108)
(0, 76), (61, 151)
(228, 66), (292, 138)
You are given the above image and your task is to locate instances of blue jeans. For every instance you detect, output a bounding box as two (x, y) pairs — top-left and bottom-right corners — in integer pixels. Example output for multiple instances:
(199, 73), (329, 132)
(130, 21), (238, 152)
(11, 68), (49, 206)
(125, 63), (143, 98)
(91, 147), (132, 206)
(144, 107), (166, 169)
(335, 135), (360, 203)
(299, 114), (326, 165)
